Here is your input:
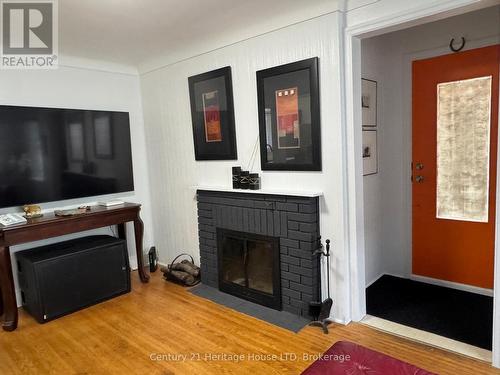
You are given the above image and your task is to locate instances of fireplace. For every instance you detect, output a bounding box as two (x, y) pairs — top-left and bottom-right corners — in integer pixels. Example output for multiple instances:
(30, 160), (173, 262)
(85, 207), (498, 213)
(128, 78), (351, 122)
(197, 189), (320, 317)
(217, 229), (281, 310)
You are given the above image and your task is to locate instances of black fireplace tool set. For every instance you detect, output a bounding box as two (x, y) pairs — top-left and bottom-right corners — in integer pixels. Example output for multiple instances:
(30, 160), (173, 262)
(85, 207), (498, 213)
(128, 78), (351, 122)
(308, 238), (334, 334)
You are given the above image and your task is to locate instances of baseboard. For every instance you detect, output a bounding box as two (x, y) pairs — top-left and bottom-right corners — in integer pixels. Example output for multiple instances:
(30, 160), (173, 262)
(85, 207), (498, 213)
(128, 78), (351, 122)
(332, 317), (348, 325)
(410, 274), (493, 297)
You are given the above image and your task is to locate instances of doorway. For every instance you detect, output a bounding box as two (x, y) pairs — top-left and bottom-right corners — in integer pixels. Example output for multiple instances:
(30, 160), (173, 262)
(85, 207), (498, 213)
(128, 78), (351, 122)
(351, 4), (500, 362)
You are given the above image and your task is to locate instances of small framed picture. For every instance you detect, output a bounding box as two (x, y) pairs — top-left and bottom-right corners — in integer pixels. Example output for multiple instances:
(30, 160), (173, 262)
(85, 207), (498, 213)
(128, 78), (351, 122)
(362, 79), (377, 127)
(256, 57), (321, 171)
(188, 67), (237, 160)
(362, 129), (377, 175)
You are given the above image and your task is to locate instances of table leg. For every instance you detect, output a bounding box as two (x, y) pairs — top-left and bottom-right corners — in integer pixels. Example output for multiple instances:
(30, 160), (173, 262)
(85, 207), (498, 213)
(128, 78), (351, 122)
(133, 216), (150, 283)
(0, 246), (18, 331)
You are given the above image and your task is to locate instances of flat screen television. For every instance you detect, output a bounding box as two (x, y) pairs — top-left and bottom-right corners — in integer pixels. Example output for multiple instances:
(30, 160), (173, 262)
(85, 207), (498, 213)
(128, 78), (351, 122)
(0, 105), (135, 209)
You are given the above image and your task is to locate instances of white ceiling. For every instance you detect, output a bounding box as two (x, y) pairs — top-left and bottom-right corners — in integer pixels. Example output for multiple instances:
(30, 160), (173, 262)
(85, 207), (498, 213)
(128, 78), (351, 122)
(59, 0), (338, 73)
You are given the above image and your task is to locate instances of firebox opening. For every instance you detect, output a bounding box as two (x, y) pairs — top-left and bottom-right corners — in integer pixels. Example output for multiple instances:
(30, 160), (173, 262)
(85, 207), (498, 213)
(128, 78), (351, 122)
(217, 228), (281, 310)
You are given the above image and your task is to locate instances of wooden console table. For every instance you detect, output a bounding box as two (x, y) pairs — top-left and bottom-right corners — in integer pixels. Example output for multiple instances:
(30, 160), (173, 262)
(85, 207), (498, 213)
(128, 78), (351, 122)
(0, 203), (149, 332)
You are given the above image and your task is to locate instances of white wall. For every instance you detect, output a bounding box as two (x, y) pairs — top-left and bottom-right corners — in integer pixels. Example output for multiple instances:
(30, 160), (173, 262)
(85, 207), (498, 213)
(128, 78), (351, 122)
(362, 6), (500, 286)
(361, 40), (386, 286)
(0, 60), (155, 306)
(140, 13), (352, 323)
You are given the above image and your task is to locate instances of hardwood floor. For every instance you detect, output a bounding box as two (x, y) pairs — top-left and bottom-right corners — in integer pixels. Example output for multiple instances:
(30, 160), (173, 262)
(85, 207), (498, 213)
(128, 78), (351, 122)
(1, 271), (499, 375)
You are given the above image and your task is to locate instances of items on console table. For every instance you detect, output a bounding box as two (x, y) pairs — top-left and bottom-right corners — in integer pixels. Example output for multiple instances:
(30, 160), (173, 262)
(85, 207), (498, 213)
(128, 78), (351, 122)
(0, 202), (149, 332)
(54, 207), (89, 216)
(98, 200), (125, 207)
(23, 204), (42, 219)
(0, 213), (27, 227)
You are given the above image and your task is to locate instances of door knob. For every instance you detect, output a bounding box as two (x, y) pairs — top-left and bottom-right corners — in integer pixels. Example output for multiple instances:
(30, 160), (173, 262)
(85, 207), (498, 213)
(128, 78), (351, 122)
(416, 163), (424, 170)
(415, 175), (424, 183)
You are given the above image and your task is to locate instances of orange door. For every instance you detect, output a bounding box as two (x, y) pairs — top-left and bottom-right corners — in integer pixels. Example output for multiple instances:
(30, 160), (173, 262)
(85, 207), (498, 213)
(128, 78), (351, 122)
(412, 45), (500, 289)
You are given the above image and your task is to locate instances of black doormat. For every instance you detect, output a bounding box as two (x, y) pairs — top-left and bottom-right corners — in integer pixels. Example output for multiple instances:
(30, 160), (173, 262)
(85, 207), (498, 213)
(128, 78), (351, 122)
(366, 275), (493, 350)
(189, 284), (309, 333)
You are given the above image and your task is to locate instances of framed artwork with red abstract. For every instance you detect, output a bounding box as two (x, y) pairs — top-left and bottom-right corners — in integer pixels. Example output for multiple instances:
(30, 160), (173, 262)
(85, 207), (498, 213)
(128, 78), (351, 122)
(188, 67), (237, 160)
(256, 58), (321, 171)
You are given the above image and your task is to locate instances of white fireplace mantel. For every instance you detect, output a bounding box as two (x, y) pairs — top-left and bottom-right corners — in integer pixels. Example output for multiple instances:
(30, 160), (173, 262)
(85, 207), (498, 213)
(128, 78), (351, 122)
(193, 185), (323, 198)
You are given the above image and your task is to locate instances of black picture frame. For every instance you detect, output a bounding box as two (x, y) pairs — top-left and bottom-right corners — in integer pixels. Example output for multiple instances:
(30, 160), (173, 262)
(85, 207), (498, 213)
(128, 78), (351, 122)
(256, 57), (321, 171)
(188, 67), (237, 160)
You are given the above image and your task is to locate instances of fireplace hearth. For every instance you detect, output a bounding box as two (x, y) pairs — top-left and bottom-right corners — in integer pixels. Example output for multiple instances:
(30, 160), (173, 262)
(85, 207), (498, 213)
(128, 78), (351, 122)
(218, 229), (281, 310)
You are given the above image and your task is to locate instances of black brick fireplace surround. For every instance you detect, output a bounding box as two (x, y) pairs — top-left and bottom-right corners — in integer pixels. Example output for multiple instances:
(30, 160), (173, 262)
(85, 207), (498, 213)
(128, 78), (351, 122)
(196, 189), (320, 317)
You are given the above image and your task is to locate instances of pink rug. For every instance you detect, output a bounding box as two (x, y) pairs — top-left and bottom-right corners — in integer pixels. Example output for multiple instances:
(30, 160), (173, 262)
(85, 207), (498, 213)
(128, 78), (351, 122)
(301, 341), (436, 374)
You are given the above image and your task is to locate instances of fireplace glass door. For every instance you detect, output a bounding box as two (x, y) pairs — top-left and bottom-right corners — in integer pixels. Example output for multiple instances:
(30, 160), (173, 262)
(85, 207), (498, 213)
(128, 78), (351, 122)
(217, 229), (281, 310)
